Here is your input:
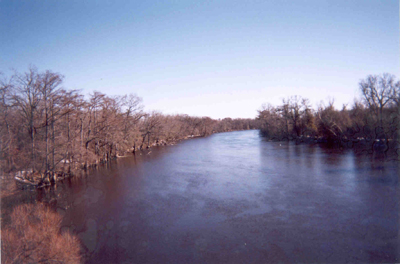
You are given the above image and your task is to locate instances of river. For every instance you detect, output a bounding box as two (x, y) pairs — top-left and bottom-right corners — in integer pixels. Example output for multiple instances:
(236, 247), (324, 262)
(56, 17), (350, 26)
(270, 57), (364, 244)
(13, 130), (400, 263)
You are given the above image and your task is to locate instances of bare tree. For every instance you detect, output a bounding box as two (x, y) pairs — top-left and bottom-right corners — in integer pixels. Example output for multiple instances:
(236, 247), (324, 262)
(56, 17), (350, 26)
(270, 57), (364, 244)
(120, 93), (144, 151)
(360, 74), (396, 129)
(139, 111), (163, 149)
(359, 73), (398, 153)
(12, 67), (43, 171)
(0, 73), (16, 172)
(38, 71), (63, 180)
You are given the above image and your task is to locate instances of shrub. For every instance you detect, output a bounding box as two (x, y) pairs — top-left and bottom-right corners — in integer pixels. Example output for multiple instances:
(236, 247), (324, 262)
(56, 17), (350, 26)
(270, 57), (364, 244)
(1, 203), (81, 264)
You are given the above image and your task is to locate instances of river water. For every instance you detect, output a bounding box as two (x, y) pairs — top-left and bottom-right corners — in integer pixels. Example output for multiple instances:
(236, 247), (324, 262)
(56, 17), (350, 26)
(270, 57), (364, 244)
(25, 130), (400, 263)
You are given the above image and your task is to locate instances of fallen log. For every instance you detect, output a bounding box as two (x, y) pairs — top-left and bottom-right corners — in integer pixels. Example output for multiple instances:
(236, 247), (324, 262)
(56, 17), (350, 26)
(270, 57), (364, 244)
(14, 175), (37, 186)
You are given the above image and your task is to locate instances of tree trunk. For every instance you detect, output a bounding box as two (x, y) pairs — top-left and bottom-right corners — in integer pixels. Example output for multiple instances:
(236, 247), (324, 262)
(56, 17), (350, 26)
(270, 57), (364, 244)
(51, 99), (55, 182)
(45, 90), (49, 177)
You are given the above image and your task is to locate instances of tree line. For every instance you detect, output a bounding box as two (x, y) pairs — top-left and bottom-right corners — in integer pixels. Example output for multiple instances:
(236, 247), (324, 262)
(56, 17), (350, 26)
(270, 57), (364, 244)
(0, 67), (259, 184)
(257, 73), (400, 154)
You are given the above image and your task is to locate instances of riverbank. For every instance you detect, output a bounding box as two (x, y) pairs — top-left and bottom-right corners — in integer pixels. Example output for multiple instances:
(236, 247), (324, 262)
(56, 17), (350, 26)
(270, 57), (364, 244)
(6, 130), (257, 189)
(264, 134), (400, 157)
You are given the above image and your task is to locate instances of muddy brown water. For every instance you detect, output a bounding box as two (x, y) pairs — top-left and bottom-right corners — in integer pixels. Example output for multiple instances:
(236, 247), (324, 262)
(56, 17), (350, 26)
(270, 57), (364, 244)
(8, 130), (400, 263)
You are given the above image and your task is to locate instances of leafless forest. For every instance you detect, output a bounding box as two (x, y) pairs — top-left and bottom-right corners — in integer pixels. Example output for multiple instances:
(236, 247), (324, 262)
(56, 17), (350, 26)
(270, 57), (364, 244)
(0, 67), (259, 185)
(257, 73), (400, 156)
(1, 69), (399, 186)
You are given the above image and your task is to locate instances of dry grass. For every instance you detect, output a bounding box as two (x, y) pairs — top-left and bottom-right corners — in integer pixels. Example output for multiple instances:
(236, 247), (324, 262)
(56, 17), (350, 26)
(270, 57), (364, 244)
(1, 203), (81, 264)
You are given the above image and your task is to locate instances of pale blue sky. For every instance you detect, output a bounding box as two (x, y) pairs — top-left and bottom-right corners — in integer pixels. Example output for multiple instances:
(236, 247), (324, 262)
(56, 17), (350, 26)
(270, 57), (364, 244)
(1, 0), (399, 119)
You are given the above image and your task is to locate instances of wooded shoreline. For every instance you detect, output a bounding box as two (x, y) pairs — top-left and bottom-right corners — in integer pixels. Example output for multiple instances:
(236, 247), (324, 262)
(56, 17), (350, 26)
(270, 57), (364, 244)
(11, 130), (255, 188)
(257, 73), (400, 158)
(0, 67), (260, 188)
(2, 69), (400, 190)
